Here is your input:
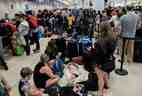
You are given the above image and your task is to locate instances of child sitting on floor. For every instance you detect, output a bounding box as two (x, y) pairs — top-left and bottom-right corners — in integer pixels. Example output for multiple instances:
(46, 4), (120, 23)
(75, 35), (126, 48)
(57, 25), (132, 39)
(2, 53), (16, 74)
(18, 67), (43, 96)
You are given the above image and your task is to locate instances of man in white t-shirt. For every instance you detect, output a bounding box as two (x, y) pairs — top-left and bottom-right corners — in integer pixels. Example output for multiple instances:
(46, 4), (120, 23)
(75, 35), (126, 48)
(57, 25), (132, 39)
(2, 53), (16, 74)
(18, 14), (30, 56)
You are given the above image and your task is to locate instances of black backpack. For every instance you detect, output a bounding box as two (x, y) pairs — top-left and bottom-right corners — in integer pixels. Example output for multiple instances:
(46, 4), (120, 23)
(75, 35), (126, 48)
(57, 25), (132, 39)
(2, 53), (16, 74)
(44, 85), (60, 96)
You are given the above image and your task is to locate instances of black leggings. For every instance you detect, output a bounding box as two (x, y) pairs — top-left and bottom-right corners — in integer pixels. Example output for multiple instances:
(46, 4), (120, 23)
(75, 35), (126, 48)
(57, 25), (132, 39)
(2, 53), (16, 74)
(24, 35), (30, 55)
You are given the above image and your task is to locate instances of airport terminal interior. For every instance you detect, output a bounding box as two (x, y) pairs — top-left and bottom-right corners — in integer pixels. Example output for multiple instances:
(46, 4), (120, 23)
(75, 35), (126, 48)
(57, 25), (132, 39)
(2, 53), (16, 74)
(0, 0), (142, 96)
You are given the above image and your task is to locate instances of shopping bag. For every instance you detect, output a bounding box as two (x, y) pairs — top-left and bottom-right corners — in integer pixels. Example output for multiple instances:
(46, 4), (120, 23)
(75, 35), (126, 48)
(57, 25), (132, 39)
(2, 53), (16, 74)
(15, 46), (24, 56)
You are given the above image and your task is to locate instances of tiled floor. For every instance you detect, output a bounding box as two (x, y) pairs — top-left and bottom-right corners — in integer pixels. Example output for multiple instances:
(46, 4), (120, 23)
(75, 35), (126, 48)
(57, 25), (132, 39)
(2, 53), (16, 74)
(1, 37), (142, 96)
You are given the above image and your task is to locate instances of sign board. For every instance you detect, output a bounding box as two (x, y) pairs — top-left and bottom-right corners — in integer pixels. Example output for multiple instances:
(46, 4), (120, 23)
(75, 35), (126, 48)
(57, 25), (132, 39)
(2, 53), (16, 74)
(95, 0), (105, 11)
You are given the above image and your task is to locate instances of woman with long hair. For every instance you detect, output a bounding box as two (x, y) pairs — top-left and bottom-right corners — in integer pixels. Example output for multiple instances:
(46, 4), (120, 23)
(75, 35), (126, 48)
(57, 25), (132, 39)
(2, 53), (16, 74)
(96, 21), (116, 96)
(82, 21), (116, 96)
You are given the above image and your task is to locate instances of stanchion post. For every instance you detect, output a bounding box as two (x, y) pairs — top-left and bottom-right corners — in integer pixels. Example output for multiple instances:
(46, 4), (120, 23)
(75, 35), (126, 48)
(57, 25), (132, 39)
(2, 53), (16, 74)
(115, 38), (128, 76)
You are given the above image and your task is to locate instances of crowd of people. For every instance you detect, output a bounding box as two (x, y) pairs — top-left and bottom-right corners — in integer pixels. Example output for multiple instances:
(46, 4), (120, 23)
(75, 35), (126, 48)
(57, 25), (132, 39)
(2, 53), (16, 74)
(0, 6), (142, 96)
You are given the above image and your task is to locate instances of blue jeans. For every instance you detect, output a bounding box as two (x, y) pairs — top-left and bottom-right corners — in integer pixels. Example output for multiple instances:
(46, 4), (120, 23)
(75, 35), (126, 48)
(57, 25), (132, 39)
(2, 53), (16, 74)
(52, 59), (64, 77)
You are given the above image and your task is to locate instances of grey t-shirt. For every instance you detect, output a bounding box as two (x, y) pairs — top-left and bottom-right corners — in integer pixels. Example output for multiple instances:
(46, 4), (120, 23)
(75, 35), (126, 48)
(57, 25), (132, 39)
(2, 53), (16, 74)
(120, 12), (138, 38)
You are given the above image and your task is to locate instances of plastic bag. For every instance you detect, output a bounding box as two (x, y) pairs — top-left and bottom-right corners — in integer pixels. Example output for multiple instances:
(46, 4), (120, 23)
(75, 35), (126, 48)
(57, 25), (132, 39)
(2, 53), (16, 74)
(16, 33), (26, 46)
(15, 46), (24, 56)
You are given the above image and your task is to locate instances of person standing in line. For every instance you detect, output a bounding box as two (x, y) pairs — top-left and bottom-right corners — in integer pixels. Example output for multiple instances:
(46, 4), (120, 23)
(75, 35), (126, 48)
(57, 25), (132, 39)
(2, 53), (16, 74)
(95, 11), (101, 33)
(67, 14), (75, 34)
(0, 34), (8, 70)
(62, 11), (68, 33)
(0, 37), (8, 70)
(94, 21), (116, 96)
(110, 9), (121, 39)
(27, 12), (39, 53)
(0, 21), (8, 70)
(48, 15), (55, 33)
(18, 14), (30, 56)
(120, 8), (139, 63)
(32, 21), (42, 53)
(136, 11), (142, 34)
(109, 9), (122, 55)
(4, 20), (17, 56)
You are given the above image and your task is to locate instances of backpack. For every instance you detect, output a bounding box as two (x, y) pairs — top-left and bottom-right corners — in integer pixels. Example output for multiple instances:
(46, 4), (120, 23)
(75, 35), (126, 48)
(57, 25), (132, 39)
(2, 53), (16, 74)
(28, 16), (38, 29)
(3, 25), (12, 36)
(44, 85), (60, 96)
(4, 21), (17, 33)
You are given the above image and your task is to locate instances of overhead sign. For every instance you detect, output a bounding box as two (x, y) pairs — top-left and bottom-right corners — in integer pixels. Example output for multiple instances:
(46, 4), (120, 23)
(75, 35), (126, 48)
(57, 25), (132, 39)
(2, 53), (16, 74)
(95, 0), (105, 11)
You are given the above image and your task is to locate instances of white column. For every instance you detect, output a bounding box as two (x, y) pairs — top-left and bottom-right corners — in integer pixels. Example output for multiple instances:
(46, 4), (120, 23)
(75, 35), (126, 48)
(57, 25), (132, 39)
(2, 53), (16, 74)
(82, 0), (85, 8)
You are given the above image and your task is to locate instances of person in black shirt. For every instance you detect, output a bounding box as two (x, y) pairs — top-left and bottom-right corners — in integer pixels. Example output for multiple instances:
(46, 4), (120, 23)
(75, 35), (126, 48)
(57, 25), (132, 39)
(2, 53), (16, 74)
(33, 55), (60, 89)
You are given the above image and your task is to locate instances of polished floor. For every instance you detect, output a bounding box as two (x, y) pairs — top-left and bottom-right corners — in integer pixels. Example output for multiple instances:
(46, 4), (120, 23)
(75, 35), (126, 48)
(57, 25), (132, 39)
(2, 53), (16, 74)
(1, 37), (142, 96)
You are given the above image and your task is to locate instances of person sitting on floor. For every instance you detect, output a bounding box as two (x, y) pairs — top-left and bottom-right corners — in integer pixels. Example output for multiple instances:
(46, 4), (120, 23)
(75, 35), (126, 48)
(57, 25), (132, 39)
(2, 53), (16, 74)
(33, 55), (60, 92)
(19, 67), (42, 96)
(45, 39), (58, 59)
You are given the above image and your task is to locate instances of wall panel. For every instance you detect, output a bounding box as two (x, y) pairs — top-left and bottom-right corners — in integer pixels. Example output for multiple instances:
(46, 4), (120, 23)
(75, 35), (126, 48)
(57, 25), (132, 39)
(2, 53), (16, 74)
(0, 0), (64, 19)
